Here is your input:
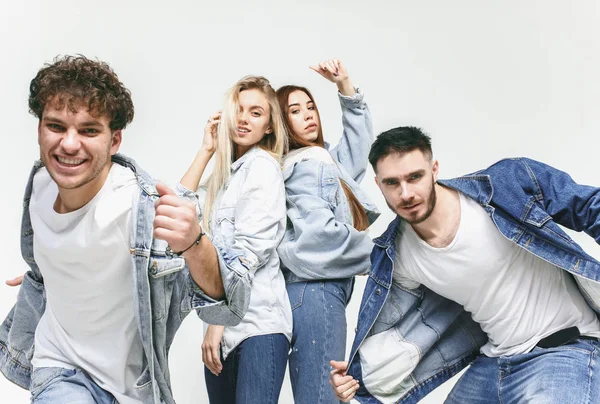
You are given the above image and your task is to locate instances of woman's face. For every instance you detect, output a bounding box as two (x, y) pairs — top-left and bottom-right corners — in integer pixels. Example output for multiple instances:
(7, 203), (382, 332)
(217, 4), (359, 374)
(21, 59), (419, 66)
(287, 90), (320, 142)
(232, 88), (272, 158)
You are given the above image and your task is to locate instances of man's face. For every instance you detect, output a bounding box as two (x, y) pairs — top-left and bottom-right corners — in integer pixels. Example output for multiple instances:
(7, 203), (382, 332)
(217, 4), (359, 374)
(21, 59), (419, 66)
(38, 98), (121, 195)
(375, 150), (438, 224)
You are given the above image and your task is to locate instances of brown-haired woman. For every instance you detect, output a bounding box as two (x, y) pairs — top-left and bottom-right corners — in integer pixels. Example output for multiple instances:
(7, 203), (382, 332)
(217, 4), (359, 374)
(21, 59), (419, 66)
(276, 59), (379, 404)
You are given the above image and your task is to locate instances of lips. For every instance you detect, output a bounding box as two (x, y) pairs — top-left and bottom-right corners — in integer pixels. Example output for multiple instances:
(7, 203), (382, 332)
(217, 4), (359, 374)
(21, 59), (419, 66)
(305, 123), (318, 131)
(237, 127), (251, 136)
(401, 202), (420, 211)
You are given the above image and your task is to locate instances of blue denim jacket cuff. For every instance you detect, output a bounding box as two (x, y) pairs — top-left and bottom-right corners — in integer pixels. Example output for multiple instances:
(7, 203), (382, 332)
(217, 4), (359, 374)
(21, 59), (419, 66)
(187, 272), (222, 308)
(175, 183), (196, 199)
(338, 87), (365, 108)
(175, 182), (203, 220)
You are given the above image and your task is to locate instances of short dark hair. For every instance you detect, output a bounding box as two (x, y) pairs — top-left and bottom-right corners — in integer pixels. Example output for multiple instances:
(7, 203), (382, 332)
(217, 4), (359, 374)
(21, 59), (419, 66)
(368, 126), (433, 172)
(29, 55), (134, 131)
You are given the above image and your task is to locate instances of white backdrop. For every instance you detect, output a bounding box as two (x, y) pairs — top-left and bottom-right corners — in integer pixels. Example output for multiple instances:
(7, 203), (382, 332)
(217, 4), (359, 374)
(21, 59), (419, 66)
(1, 1), (599, 403)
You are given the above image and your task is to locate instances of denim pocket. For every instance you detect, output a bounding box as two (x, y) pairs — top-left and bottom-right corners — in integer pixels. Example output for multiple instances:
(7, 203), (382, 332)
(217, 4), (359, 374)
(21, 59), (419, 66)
(286, 282), (308, 311)
(215, 207), (236, 242)
(30, 367), (75, 399)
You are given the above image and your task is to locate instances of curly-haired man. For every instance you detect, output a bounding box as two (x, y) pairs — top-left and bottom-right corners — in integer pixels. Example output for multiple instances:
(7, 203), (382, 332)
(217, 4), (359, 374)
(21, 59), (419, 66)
(0, 55), (243, 404)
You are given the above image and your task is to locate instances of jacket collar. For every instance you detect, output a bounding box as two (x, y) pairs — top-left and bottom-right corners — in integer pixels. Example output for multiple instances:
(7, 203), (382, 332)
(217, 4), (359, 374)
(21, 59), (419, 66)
(231, 146), (260, 172)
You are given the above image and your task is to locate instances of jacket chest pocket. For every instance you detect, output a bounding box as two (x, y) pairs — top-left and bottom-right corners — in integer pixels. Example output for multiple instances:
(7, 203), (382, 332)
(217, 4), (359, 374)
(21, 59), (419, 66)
(215, 206), (236, 243)
(525, 204), (572, 243)
(149, 255), (186, 321)
(372, 284), (421, 334)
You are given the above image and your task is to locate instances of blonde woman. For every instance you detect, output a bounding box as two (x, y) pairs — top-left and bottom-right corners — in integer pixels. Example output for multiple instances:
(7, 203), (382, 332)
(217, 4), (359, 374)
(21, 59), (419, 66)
(179, 76), (293, 404)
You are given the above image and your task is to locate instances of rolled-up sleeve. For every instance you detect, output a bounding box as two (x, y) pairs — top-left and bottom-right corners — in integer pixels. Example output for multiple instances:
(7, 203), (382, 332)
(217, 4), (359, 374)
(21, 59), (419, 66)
(191, 155), (286, 325)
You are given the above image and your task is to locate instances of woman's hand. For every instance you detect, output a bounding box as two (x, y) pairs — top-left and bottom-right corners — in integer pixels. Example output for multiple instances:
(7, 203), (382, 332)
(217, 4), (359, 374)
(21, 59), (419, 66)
(310, 59), (355, 96)
(202, 325), (225, 376)
(202, 111), (221, 155)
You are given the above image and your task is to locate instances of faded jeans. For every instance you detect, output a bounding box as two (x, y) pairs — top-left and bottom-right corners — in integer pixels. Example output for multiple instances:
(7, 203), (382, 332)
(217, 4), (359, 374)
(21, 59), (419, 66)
(446, 338), (600, 403)
(30, 367), (116, 404)
(287, 279), (354, 404)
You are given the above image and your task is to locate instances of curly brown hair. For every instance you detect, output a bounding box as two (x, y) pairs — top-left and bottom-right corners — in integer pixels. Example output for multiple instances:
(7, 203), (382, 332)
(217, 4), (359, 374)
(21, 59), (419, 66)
(29, 55), (134, 130)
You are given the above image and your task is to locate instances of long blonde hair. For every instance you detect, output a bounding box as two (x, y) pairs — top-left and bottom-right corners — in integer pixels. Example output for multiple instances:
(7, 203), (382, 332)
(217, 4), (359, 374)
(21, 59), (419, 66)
(203, 76), (288, 231)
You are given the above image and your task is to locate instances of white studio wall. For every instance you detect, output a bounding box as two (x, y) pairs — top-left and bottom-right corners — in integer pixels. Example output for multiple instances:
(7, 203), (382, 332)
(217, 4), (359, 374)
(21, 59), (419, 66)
(1, 1), (599, 403)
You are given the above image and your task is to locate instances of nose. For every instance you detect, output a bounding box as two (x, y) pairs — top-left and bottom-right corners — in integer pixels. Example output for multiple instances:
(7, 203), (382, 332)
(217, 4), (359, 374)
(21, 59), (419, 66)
(60, 128), (81, 154)
(238, 110), (248, 124)
(399, 183), (415, 201)
(305, 110), (313, 121)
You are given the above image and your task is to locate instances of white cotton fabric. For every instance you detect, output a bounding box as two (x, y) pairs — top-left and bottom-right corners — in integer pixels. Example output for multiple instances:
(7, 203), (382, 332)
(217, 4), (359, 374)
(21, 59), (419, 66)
(394, 192), (600, 357)
(30, 164), (143, 404)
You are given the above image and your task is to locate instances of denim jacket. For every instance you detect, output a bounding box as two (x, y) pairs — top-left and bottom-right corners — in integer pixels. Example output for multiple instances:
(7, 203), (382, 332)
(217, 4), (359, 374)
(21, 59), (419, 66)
(277, 89), (380, 283)
(178, 147), (293, 358)
(348, 157), (600, 404)
(0, 154), (231, 404)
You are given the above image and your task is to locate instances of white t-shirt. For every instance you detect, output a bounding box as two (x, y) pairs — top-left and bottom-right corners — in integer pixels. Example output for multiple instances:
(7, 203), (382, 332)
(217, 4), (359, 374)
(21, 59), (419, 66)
(30, 164), (143, 404)
(394, 192), (600, 356)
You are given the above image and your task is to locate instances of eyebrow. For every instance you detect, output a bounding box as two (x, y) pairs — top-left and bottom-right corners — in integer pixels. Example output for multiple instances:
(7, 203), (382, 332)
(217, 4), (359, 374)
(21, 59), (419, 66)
(249, 105), (266, 112)
(288, 100), (314, 108)
(381, 169), (426, 183)
(42, 116), (103, 127)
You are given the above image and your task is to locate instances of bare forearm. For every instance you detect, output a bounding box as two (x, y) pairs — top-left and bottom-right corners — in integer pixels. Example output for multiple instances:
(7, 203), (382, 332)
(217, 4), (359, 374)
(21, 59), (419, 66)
(337, 78), (355, 97)
(184, 237), (225, 299)
(181, 149), (213, 191)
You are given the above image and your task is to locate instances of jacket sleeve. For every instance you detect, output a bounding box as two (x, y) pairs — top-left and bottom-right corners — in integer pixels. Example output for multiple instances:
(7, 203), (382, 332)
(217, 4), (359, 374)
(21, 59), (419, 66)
(0, 268), (45, 387)
(328, 89), (374, 184)
(278, 160), (373, 280)
(523, 158), (600, 243)
(175, 183), (250, 326)
(194, 155), (286, 324)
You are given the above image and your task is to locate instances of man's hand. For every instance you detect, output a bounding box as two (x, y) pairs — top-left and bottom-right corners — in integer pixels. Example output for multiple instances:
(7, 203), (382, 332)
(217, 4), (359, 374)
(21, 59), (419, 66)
(154, 183), (202, 255)
(5, 275), (24, 287)
(202, 325), (225, 376)
(329, 360), (359, 402)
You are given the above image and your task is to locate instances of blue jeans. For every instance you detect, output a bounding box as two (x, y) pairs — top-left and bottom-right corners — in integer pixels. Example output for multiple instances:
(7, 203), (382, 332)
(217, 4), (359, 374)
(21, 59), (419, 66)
(204, 333), (289, 404)
(287, 279), (354, 404)
(30, 367), (116, 404)
(446, 338), (600, 403)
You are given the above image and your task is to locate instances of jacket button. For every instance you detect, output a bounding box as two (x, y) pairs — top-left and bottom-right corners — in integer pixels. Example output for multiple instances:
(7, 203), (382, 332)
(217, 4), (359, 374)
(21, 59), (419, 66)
(376, 289), (381, 295)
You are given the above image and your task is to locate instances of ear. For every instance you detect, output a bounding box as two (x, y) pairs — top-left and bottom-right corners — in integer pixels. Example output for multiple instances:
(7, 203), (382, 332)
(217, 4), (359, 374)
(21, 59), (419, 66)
(37, 121), (42, 145)
(110, 130), (123, 155)
(432, 159), (439, 182)
(265, 125), (273, 134)
(374, 175), (382, 192)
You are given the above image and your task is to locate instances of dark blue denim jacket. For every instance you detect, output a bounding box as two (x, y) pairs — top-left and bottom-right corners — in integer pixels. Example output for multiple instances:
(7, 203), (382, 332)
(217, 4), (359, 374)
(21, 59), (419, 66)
(348, 157), (600, 404)
(0, 154), (237, 404)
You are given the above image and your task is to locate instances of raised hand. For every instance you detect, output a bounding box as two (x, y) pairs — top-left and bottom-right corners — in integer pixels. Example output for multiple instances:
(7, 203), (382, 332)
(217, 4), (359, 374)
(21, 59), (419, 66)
(153, 183), (202, 256)
(202, 325), (225, 376)
(329, 360), (360, 402)
(310, 59), (355, 96)
(202, 111), (221, 155)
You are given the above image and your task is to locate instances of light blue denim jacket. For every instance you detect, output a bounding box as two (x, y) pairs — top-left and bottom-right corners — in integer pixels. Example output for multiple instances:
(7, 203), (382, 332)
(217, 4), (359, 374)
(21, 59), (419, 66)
(0, 154), (239, 404)
(178, 147), (293, 358)
(277, 90), (380, 283)
(348, 157), (600, 404)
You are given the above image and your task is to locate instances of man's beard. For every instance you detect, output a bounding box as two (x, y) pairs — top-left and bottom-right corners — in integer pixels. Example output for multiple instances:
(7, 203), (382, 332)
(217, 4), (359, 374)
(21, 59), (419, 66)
(387, 177), (437, 225)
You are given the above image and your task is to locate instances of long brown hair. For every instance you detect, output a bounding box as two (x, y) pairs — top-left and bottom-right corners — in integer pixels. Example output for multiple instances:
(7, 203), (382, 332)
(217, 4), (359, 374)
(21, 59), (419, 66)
(277, 85), (369, 231)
